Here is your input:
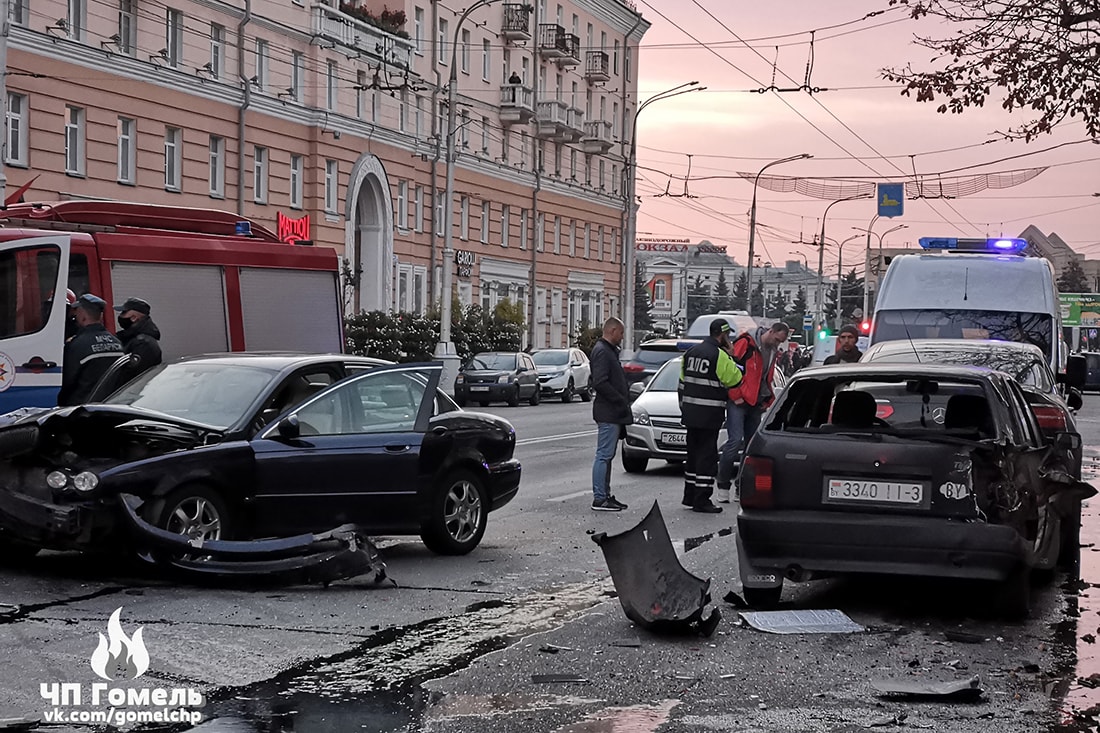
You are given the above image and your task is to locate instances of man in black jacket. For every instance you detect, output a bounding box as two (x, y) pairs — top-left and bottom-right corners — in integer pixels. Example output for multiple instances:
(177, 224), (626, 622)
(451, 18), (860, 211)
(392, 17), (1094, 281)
(58, 294), (124, 406)
(113, 297), (163, 384)
(589, 316), (632, 511)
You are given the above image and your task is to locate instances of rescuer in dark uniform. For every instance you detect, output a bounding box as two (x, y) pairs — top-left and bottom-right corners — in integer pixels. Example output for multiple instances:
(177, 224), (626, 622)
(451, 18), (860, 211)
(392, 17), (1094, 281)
(679, 318), (744, 513)
(58, 294), (124, 407)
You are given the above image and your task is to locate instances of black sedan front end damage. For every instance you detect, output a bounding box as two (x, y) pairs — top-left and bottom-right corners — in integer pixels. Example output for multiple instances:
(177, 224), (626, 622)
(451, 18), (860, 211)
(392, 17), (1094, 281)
(118, 495), (387, 586)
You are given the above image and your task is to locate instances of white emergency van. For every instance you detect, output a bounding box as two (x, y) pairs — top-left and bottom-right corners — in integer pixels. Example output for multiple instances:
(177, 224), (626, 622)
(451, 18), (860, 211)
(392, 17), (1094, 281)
(870, 237), (1064, 373)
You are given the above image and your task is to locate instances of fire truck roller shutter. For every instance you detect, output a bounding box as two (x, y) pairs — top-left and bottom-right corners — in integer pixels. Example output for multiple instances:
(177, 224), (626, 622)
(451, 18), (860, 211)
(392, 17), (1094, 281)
(238, 268), (342, 353)
(109, 262), (230, 360)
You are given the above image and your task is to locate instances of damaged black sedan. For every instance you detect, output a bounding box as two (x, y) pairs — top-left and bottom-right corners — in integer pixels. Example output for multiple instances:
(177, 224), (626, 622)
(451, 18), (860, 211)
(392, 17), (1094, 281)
(736, 364), (1093, 617)
(0, 355), (521, 560)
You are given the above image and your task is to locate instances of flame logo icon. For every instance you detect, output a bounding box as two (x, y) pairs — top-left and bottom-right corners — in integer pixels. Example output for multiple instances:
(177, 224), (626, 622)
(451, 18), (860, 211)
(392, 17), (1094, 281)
(90, 608), (149, 681)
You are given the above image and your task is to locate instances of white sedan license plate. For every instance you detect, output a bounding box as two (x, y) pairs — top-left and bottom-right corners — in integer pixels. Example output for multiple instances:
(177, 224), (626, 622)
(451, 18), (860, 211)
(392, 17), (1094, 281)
(661, 432), (687, 446)
(826, 478), (923, 505)
(470, 386), (489, 392)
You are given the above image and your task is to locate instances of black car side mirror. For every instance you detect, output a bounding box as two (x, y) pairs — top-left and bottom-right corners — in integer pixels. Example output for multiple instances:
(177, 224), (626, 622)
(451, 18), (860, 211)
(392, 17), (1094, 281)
(277, 414), (301, 440)
(1064, 354), (1087, 391)
(1055, 431), (1082, 451)
(1068, 388), (1084, 412)
(629, 382), (645, 401)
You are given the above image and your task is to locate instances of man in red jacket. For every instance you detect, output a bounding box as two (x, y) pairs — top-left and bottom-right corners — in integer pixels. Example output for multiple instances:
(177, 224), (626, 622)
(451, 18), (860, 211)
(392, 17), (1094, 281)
(716, 322), (790, 503)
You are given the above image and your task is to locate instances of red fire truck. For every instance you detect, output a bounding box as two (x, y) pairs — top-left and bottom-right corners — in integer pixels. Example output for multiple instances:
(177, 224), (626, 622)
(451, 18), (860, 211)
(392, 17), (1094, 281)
(0, 201), (344, 412)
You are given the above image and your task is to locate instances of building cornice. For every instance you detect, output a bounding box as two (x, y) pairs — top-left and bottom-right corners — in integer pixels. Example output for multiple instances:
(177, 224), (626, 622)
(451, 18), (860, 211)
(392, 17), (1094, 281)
(574, 0), (651, 41)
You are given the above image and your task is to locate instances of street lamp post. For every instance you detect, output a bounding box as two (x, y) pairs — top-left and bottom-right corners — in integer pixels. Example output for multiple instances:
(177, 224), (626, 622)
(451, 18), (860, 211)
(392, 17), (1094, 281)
(833, 234), (859, 330)
(623, 81), (704, 348)
(746, 153), (812, 319)
(853, 221), (908, 316)
(815, 194), (870, 334)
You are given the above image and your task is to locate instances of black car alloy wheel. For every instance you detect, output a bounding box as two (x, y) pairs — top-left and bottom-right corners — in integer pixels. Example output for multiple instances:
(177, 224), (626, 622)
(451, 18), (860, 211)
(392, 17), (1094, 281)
(156, 485), (231, 543)
(421, 471), (488, 555)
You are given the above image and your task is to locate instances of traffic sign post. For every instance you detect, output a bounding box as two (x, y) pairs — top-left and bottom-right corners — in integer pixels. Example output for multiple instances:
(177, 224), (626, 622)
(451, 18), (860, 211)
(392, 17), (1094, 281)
(877, 183), (904, 218)
(803, 315), (814, 332)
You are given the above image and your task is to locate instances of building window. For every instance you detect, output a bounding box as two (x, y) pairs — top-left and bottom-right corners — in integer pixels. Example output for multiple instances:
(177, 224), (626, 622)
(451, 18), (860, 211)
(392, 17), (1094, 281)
(613, 40), (620, 74)
(413, 268), (426, 314)
(598, 225), (605, 260)
(480, 201), (490, 244)
(253, 39), (269, 91)
(291, 52), (304, 102)
(482, 39), (491, 81)
(355, 70), (366, 118)
(584, 223), (591, 258)
(460, 29), (470, 73)
(553, 215), (561, 253)
(413, 7), (424, 53)
(612, 101), (619, 138)
(611, 164), (618, 194)
(460, 196), (469, 240)
(208, 136), (224, 197)
(397, 181), (409, 230)
(64, 106), (85, 176)
(164, 126), (181, 191)
(536, 213), (544, 252)
(166, 9), (183, 68)
(501, 204), (510, 247)
(289, 155), (303, 209)
(326, 61), (337, 111)
(209, 24), (224, 78)
(435, 190), (444, 236)
(438, 19), (449, 64)
(324, 160), (337, 214)
(67, 0), (85, 40)
(598, 159), (606, 190)
(520, 209), (528, 250)
(459, 110), (470, 148)
(371, 89), (379, 121)
(569, 220), (576, 256)
(10, 0), (28, 26)
(5, 93), (28, 167)
(117, 117), (135, 184)
(502, 128), (510, 163)
(118, 0), (137, 55)
(480, 116), (489, 153)
(654, 280), (666, 301)
(252, 146), (267, 203)
(398, 90), (407, 132)
(414, 186), (424, 232)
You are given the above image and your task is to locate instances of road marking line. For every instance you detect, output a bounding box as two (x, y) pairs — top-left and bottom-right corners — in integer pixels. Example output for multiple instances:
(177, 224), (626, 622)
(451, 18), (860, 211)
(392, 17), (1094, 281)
(546, 489), (592, 503)
(517, 429), (598, 446)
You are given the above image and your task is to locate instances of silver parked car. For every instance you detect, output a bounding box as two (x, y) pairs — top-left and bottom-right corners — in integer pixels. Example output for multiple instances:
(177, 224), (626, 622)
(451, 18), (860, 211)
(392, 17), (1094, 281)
(532, 348), (592, 403)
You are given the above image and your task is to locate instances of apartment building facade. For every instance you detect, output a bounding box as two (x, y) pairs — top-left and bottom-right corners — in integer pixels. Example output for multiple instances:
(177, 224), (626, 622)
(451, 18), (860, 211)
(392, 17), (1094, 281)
(3, 0), (648, 348)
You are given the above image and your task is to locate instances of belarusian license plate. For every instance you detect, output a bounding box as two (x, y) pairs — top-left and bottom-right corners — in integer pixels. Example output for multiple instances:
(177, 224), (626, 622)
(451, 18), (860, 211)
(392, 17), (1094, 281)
(824, 478), (923, 505)
(661, 432), (687, 446)
(470, 386), (489, 392)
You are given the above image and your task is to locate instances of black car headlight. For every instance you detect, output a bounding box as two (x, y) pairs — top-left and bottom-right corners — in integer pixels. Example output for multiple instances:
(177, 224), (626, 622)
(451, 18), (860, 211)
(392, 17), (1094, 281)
(72, 471), (100, 492)
(45, 469), (100, 493)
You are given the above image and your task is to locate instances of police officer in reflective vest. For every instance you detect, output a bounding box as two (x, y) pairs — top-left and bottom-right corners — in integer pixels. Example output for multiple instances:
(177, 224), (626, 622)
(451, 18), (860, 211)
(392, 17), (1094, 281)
(679, 318), (744, 513)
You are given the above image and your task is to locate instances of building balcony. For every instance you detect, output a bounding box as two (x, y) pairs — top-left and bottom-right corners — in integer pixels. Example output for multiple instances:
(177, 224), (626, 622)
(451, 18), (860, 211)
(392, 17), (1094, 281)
(312, 2), (414, 71)
(501, 3), (532, 42)
(534, 99), (569, 139)
(538, 24), (579, 64)
(558, 33), (580, 66)
(499, 84), (534, 124)
(564, 106), (585, 142)
(584, 51), (609, 82)
(581, 119), (613, 154)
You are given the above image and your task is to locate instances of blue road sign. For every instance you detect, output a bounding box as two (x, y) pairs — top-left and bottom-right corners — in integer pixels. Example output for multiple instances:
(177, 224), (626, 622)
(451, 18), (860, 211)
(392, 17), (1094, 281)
(877, 183), (904, 218)
(803, 315), (814, 331)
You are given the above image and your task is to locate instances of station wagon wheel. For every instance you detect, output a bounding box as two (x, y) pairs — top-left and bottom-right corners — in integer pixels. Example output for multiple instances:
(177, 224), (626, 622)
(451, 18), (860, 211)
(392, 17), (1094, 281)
(153, 485), (233, 559)
(421, 471), (488, 555)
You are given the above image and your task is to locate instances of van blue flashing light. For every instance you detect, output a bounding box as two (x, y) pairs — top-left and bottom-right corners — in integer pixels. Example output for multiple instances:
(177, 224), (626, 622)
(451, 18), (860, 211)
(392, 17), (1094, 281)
(235, 221), (252, 236)
(918, 237), (1027, 253)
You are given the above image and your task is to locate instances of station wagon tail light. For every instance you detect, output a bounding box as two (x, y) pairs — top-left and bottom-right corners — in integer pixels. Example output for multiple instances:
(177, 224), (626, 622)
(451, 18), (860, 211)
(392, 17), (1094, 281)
(740, 456), (774, 509)
(1031, 404), (1067, 431)
(875, 401), (894, 420)
(623, 363), (645, 373)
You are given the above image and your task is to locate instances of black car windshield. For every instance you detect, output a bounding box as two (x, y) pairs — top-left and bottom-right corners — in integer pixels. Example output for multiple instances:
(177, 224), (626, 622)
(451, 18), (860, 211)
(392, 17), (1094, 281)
(873, 310), (1052, 360)
(107, 362), (276, 429)
(865, 345), (1050, 391)
(467, 353), (516, 370)
(648, 358), (682, 392)
(533, 350), (569, 366)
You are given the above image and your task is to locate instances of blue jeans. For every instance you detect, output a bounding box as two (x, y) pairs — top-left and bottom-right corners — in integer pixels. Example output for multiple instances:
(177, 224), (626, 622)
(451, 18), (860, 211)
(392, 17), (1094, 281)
(717, 401), (763, 491)
(592, 422), (620, 502)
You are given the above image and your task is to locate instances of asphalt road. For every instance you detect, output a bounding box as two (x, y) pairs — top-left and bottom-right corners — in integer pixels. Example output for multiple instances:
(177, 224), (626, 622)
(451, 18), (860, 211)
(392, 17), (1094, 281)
(0, 396), (1097, 731)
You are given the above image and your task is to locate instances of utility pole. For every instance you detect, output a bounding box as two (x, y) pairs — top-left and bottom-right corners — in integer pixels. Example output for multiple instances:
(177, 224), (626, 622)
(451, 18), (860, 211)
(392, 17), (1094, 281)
(0, 0), (11, 207)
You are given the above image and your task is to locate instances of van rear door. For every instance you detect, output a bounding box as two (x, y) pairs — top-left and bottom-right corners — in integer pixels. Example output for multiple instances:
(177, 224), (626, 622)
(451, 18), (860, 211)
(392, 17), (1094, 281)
(0, 235), (71, 412)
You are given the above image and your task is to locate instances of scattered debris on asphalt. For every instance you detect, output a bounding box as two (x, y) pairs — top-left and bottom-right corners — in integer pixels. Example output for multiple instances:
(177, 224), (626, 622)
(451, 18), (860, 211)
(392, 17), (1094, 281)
(870, 674), (983, 700)
(538, 644), (573, 654)
(591, 501), (721, 637)
(609, 641), (642, 648)
(868, 711), (908, 727)
(944, 630), (986, 644)
(1077, 673), (1100, 689)
(739, 609), (864, 635)
(0, 714), (41, 731)
(1084, 633), (1097, 644)
(531, 674), (589, 684)
(722, 590), (749, 608)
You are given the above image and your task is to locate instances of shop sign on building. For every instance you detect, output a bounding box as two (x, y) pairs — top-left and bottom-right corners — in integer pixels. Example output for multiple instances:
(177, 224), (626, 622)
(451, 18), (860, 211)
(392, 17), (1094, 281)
(277, 212), (311, 244)
(455, 250), (476, 278)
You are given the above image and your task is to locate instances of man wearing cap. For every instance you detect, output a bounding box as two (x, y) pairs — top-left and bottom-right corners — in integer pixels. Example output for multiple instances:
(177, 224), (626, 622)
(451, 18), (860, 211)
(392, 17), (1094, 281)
(679, 318), (743, 513)
(823, 324), (863, 365)
(114, 297), (163, 383)
(57, 294), (124, 406)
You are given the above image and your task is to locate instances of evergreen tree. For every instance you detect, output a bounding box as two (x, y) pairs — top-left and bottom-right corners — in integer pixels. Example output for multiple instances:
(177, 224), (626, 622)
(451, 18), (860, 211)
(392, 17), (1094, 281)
(783, 286), (809, 333)
(749, 281), (765, 318)
(732, 272), (749, 311)
(686, 275), (711, 322)
(713, 268), (732, 312)
(767, 287), (790, 321)
(1058, 257), (1091, 293)
(824, 270), (866, 327)
(633, 259), (655, 342)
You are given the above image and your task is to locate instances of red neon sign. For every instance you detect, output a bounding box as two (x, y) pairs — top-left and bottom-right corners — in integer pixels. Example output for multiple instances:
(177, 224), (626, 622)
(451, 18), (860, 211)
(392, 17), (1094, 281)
(277, 212), (310, 244)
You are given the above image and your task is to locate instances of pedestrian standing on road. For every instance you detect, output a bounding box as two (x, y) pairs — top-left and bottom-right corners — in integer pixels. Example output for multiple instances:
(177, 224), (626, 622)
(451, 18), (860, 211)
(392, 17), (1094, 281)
(680, 318), (743, 514)
(113, 297), (163, 384)
(57, 294), (124, 407)
(590, 316), (632, 512)
(715, 321), (790, 503)
(823, 324), (863, 365)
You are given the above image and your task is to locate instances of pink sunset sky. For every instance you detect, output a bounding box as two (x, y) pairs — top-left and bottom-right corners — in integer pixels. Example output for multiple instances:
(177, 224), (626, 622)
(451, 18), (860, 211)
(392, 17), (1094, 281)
(630, 1), (1100, 274)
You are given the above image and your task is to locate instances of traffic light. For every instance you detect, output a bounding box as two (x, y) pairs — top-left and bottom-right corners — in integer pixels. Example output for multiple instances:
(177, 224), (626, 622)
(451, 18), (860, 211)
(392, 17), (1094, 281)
(860, 321), (871, 333)
(818, 329), (829, 341)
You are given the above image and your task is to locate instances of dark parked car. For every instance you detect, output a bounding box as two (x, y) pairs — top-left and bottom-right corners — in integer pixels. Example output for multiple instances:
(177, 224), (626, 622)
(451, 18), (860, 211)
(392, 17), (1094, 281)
(620, 340), (683, 385)
(736, 363), (1091, 617)
(1083, 352), (1100, 392)
(0, 355), (521, 558)
(454, 352), (541, 407)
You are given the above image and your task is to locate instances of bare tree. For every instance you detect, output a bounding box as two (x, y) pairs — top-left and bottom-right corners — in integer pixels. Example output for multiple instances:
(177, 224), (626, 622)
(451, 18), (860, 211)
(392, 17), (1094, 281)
(882, 0), (1100, 140)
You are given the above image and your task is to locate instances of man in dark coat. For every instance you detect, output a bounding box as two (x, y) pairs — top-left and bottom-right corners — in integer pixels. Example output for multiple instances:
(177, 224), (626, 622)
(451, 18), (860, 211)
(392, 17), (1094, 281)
(58, 294), (124, 406)
(113, 297), (163, 384)
(823, 324), (863, 365)
(589, 316), (632, 511)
